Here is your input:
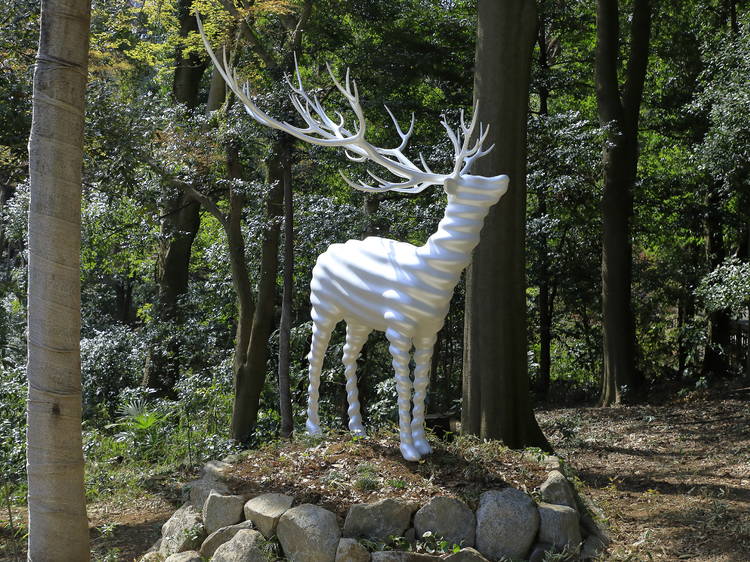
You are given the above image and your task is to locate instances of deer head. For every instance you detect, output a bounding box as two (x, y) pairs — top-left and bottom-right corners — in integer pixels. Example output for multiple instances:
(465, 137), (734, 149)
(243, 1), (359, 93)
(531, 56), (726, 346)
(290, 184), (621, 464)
(196, 15), (505, 199)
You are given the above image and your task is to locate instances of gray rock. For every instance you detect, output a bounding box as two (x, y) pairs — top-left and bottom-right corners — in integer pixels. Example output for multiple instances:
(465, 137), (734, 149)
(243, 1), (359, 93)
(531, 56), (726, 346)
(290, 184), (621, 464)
(404, 527), (416, 546)
(444, 548), (490, 561)
(212, 529), (266, 562)
(537, 502), (582, 550)
(335, 538), (371, 562)
(475, 488), (539, 560)
(164, 551), (202, 562)
(277, 503), (341, 562)
(243, 492), (294, 538)
(540, 470), (578, 510)
(199, 520), (255, 558)
(414, 496), (475, 548)
(203, 459), (233, 481)
(139, 553), (164, 562)
(542, 455), (562, 471)
(159, 503), (207, 557)
(523, 451), (561, 471)
(186, 477), (230, 509)
(580, 534), (608, 560)
(202, 490), (245, 534)
(343, 498), (416, 542)
(370, 553), (441, 561)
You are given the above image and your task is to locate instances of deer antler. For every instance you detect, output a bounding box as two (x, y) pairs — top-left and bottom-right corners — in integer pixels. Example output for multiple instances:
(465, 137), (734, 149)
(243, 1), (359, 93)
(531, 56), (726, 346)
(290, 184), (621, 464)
(196, 15), (492, 193)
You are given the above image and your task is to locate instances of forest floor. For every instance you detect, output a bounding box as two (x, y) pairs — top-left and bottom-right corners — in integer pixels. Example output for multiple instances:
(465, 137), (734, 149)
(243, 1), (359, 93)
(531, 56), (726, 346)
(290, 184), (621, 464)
(536, 381), (750, 561)
(1, 382), (748, 561)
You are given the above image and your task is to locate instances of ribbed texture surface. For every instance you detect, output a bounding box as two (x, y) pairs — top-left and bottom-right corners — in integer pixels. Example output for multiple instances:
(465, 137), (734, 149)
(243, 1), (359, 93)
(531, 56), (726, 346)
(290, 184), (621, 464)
(306, 175), (509, 460)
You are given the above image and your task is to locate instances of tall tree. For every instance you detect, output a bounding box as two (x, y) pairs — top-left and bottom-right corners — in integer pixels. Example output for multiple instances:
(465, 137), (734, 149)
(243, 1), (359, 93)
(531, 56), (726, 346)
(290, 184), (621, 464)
(462, 0), (549, 450)
(26, 0), (91, 558)
(596, 0), (651, 406)
(142, 0), (206, 393)
(193, 1), (312, 441)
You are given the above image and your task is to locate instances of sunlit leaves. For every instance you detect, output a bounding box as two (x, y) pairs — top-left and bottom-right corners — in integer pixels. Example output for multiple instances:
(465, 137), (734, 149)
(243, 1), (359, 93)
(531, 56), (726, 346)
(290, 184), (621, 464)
(696, 258), (750, 314)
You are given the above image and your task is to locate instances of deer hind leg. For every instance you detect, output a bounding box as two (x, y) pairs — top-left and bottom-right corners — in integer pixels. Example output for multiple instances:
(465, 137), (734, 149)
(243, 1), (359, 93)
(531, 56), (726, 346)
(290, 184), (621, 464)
(385, 327), (420, 461)
(306, 307), (336, 435)
(343, 322), (370, 436)
(411, 334), (437, 456)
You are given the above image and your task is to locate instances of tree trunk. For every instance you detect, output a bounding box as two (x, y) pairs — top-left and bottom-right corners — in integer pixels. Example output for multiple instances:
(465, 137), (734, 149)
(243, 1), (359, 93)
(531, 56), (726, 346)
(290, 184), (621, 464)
(596, 0), (651, 406)
(231, 139), (286, 442)
(173, 0), (207, 108)
(462, 0), (550, 451)
(702, 194), (730, 378)
(143, 0), (207, 393)
(26, 0), (91, 558)
(278, 140), (294, 438)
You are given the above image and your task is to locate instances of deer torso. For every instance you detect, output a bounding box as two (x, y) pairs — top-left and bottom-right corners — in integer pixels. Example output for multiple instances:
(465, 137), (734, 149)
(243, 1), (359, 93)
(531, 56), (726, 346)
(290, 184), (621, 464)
(310, 183), (501, 338)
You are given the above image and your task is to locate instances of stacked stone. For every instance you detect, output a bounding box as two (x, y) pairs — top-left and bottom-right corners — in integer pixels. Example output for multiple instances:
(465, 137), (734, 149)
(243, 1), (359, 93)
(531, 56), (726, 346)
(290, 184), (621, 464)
(140, 454), (610, 561)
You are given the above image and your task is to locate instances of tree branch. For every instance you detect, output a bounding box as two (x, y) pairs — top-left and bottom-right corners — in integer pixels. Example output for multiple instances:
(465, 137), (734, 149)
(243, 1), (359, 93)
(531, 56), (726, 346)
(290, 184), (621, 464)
(171, 178), (228, 228)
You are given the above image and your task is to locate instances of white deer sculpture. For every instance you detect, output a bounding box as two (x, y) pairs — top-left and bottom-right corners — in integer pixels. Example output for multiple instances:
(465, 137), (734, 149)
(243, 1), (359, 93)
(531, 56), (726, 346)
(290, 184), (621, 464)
(199, 20), (508, 461)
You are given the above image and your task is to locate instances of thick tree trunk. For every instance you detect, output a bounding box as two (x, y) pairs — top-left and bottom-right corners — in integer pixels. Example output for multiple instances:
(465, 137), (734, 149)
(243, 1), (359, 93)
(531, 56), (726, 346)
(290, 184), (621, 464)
(462, 0), (550, 451)
(142, 194), (201, 393)
(26, 0), (91, 558)
(173, 0), (207, 108)
(231, 139), (286, 442)
(596, 0), (651, 406)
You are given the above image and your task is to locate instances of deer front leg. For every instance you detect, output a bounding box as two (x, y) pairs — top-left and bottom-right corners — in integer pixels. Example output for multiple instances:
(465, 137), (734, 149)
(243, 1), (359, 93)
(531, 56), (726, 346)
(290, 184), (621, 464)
(411, 334), (437, 456)
(385, 327), (420, 461)
(306, 312), (335, 435)
(343, 322), (370, 436)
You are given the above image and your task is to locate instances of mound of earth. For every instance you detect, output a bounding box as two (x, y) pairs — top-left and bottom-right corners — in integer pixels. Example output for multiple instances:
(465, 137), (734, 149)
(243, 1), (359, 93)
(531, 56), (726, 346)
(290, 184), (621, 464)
(222, 430), (551, 517)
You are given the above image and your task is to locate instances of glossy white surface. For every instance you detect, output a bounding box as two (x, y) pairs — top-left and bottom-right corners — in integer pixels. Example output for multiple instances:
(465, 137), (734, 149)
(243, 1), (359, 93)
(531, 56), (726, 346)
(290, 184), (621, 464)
(198, 21), (508, 460)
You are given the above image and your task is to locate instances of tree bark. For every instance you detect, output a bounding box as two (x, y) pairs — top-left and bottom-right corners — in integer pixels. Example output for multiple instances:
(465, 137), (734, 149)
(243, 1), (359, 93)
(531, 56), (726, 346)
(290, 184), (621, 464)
(231, 139), (286, 442)
(462, 0), (550, 451)
(173, 0), (207, 108)
(596, 0), (651, 406)
(26, 0), (91, 558)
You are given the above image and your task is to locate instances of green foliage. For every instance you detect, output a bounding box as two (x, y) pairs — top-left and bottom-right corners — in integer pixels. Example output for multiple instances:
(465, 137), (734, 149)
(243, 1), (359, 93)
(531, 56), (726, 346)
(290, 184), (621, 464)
(696, 258), (750, 314)
(2, 0), (750, 519)
(0, 365), (26, 488)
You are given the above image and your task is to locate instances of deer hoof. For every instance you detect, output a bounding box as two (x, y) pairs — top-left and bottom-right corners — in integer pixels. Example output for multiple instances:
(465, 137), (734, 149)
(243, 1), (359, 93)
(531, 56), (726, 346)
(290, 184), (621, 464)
(414, 438), (432, 456)
(350, 425), (366, 437)
(306, 420), (322, 435)
(400, 443), (422, 462)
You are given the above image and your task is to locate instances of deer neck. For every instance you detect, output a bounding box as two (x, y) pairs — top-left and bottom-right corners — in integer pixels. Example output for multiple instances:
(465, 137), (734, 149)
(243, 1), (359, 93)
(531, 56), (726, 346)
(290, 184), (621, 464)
(417, 191), (494, 291)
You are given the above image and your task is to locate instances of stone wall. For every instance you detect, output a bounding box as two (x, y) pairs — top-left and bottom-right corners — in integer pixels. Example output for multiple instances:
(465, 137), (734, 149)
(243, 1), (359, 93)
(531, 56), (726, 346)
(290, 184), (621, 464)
(140, 456), (609, 562)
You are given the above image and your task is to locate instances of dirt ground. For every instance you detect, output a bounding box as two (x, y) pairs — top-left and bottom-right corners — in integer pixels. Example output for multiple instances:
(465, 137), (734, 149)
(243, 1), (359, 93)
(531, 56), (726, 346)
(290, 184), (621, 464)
(2, 384), (748, 561)
(537, 384), (750, 561)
